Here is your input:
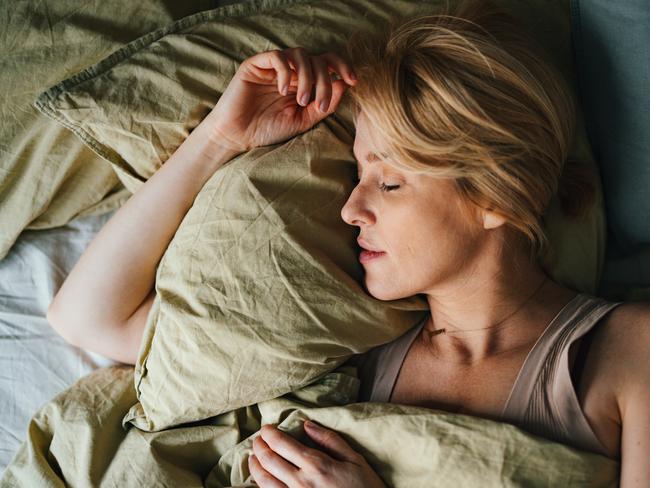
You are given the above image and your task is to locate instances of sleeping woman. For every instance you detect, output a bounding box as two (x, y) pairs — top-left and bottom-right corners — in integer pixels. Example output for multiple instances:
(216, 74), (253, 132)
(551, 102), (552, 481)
(46, 0), (649, 486)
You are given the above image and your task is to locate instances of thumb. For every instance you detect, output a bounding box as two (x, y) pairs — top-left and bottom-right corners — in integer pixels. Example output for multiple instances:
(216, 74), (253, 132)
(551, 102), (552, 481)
(303, 421), (361, 464)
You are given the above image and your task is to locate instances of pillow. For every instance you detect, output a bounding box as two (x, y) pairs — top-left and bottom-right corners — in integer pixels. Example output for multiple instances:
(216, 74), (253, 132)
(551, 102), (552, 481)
(35, 0), (606, 431)
(0, 0), (215, 261)
(571, 0), (650, 300)
(571, 0), (650, 251)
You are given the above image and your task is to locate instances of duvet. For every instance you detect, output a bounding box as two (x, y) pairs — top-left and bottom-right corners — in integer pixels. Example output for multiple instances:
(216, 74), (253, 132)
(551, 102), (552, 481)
(1, 363), (618, 487)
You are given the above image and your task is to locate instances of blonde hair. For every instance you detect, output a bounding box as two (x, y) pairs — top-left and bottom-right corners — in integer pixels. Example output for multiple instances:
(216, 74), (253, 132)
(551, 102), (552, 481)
(345, 0), (595, 258)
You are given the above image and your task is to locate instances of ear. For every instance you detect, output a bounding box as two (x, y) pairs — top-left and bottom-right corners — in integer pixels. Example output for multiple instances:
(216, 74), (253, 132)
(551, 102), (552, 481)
(482, 209), (507, 230)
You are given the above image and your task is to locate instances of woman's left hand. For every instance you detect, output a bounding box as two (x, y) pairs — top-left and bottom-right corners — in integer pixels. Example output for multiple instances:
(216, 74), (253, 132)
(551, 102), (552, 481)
(248, 421), (386, 488)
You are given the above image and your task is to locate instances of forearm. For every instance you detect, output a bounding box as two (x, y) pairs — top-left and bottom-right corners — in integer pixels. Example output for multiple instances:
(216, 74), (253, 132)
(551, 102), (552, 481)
(47, 122), (241, 342)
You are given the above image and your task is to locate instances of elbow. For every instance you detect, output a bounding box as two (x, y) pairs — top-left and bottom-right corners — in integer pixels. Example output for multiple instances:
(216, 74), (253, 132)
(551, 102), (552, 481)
(45, 303), (139, 366)
(46, 302), (80, 347)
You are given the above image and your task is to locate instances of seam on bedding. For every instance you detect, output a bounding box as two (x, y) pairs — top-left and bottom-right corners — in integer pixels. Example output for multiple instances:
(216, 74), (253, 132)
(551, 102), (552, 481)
(32, 96), (142, 184)
(31, 0), (316, 185)
(33, 0), (311, 105)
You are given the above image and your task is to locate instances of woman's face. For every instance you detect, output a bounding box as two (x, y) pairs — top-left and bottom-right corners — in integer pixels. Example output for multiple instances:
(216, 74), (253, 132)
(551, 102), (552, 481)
(340, 112), (488, 301)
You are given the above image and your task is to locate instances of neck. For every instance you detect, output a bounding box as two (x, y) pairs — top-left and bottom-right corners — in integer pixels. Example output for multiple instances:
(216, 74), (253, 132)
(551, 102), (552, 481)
(421, 243), (577, 365)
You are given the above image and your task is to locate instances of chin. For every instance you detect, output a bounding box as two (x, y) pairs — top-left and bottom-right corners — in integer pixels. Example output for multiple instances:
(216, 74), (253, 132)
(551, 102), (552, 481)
(364, 277), (405, 301)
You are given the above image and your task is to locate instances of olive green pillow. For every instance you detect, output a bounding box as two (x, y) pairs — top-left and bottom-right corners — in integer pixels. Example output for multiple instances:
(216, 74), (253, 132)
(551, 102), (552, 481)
(34, 0), (605, 431)
(0, 0), (217, 262)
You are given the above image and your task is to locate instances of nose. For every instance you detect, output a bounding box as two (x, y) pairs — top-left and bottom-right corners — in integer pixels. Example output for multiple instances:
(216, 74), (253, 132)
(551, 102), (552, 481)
(340, 185), (375, 226)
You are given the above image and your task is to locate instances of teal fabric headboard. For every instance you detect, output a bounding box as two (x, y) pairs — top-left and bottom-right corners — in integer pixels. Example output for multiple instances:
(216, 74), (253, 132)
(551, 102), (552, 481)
(571, 0), (650, 299)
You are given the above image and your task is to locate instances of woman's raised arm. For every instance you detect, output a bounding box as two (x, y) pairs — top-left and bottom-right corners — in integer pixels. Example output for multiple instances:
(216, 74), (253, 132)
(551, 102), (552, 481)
(46, 124), (242, 364)
(46, 47), (356, 365)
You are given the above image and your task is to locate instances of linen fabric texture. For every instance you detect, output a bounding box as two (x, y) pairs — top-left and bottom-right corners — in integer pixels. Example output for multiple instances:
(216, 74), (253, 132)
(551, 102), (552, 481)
(35, 0), (606, 431)
(0, 363), (619, 487)
(0, 0), (218, 261)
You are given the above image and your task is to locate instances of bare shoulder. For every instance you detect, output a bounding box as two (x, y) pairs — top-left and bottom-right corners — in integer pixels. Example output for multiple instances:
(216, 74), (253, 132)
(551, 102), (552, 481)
(590, 300), (650, 386)
(597, 300), (650, 348)
(596, 301), (650, 483)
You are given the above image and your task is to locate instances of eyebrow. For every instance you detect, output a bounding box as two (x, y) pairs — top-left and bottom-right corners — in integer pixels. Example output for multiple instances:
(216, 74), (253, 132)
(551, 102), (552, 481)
(366, 152), (381, 162)
(356, 151), (388, 168)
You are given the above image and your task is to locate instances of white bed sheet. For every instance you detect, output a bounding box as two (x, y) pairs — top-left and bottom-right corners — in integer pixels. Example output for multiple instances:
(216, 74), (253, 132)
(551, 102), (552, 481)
(0, 209), (121, 474)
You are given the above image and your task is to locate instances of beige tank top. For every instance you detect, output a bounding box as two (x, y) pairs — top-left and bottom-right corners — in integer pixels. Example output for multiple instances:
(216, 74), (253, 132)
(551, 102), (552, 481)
(353, 293), (623, 457)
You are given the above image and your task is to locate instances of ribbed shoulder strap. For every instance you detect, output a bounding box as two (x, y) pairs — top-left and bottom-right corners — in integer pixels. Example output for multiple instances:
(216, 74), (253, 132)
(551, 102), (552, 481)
(501, 293), (623, 454)
(359, 314), (429, 402)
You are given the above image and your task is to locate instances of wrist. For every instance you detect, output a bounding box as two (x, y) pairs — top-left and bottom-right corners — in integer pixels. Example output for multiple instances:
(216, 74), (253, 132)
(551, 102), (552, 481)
(200, 108), (252, 154)
(184, 122), (244, 172)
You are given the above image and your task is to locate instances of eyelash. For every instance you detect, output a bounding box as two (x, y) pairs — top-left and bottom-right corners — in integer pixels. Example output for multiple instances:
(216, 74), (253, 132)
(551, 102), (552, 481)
(353, 178), (400, 192)
(379, 183), (400, 192)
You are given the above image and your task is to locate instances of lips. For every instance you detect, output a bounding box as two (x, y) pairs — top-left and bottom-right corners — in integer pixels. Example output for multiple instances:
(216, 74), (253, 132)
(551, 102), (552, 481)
(359, 248), (386, 264)
(357, 237), (384, 253)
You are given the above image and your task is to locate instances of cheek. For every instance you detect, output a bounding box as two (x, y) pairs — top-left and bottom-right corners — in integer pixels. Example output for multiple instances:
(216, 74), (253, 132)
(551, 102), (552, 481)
(396, 200), (481, 273)
(362, 196), (482, 300)
(410, 200), (466, 243)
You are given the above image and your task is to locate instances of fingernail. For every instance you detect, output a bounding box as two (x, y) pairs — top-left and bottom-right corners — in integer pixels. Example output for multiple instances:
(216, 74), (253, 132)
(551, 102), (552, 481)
(281, 84), (288, 96)
(305, 420), (320, 429)
(349, 71), (357, 81)
(300, 93), (310, 106)
(320, 101), (329, 112)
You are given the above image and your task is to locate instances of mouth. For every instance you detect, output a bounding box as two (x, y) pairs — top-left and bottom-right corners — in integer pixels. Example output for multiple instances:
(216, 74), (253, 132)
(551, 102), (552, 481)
(359, 249), (387, 263)
(357, 238), (386, 263)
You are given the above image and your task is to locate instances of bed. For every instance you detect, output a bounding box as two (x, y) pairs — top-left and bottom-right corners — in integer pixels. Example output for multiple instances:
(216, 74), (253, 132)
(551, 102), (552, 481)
(1, 0), (647, 485)
(0, 0), (236, 473)
(0, 210), (121, 470)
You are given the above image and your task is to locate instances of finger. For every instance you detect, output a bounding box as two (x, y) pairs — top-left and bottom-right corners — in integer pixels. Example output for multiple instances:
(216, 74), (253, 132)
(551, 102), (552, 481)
(244, 50), (293, 95)
(252, 433), (300, 484)
(248, 454), (288, 488)
(303, 421), (363, 464)
(299, 78), (349, 128)
(284, 47), (314, 107)
(270, 50), (293, 96)
(321, 52), (358, 86)
(311, 56), (332, 113)
(260, 424), (330, 470)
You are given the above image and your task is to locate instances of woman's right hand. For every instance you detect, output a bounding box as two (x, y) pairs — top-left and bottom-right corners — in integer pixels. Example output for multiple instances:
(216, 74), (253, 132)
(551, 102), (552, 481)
(200, 47), (357, 154)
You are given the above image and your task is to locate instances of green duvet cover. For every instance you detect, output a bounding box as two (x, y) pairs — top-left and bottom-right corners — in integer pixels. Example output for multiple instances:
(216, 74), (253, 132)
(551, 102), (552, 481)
(1, 363), (618, 487)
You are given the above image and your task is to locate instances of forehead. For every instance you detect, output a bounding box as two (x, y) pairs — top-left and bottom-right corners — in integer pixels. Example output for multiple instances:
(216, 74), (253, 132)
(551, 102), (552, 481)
(353, 113), (389, 166)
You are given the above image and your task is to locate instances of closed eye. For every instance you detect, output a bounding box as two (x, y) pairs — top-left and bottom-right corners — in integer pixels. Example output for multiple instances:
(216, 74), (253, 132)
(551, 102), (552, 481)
(352, 176), (400, 192)
(379, 183), (400, 192)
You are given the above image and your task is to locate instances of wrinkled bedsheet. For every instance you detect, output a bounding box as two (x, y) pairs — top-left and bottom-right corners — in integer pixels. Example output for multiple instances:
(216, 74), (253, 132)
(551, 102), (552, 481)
(0, 210), (121, 474)
(1, 0), (249, 474)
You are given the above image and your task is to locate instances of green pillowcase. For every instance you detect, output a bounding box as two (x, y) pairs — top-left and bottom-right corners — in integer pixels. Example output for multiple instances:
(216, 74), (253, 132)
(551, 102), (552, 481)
(0, 0), (216, 261)
(35, 0), (606, 431)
